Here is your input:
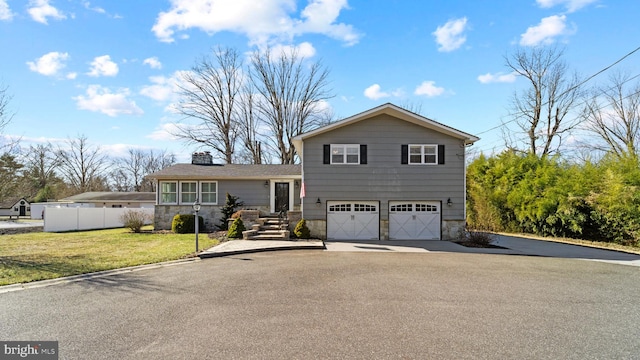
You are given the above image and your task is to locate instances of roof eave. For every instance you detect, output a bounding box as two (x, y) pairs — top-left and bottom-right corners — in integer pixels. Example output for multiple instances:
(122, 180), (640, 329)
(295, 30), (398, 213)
(294, 103), (479, 143)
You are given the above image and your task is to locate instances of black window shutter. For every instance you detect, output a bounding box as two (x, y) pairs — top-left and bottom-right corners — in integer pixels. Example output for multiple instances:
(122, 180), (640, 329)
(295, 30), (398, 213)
(438, 144), (445, 164)
(360, 145), (367, 164)
(323, 145), (330, 164)
(401, 145), (408, 164)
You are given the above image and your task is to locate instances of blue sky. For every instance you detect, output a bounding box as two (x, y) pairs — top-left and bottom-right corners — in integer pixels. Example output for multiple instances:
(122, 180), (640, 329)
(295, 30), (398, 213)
(1, 0), (639, 162)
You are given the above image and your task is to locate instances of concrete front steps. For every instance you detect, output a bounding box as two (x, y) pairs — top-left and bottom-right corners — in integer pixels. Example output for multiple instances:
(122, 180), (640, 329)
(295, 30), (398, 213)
(242, 217), (290, 240)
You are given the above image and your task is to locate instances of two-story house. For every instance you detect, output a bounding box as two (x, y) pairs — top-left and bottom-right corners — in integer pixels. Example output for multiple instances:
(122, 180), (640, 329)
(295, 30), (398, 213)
(148, 103), (479, 240)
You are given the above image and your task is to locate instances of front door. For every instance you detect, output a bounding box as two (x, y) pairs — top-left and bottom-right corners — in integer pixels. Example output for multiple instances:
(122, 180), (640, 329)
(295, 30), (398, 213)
(19, 205), (26, 216)
(275, 182), (290, 213)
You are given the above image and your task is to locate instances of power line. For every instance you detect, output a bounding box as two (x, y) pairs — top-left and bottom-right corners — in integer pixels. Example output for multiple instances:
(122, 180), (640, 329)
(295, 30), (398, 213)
(475, 46), (640, 137)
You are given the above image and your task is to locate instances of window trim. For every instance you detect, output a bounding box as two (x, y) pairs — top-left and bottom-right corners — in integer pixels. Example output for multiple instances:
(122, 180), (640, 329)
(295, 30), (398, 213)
(408, 144), (438, 165)
(200, 181), (218, 205)
(159, 181), (178, 205)
(179, 181), (198, 204)
(330, 144), (360, 164)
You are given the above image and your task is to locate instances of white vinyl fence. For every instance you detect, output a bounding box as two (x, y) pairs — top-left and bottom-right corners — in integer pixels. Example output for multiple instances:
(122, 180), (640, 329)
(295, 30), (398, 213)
(44, 207), (154, 232)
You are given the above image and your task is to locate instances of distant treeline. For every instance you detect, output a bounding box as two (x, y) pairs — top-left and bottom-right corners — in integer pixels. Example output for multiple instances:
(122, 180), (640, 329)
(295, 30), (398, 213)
(466, 151), (640, 246)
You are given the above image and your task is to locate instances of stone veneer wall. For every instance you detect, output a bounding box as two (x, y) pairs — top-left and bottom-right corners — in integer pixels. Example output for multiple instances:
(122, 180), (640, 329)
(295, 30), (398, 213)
(154, 205), (220, 231)
(154, 205), (274, 231)
(286, 211), (301, 233)
(0, 226), (43, 235)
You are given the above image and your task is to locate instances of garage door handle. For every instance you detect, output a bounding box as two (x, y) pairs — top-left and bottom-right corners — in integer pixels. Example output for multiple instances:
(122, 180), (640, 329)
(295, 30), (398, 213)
(351, 215), (355, 220)
(412, 215), (416, 220)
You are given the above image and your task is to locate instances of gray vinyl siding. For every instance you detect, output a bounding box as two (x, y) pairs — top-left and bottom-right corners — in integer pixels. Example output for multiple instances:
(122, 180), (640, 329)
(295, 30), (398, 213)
(219, 180), (269, 207)
(302, 114), (466, 221)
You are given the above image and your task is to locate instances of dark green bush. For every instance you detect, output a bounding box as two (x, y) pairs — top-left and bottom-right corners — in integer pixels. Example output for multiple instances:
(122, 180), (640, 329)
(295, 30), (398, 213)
(294, 218), (311, 239)
(218, 193), (244, 230)
(171, 214), (204, 234)
(466, 151), (640, 245)
(227, 218), (246, 239)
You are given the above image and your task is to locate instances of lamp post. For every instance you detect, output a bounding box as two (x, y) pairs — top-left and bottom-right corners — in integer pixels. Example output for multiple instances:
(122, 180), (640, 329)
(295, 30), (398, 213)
(193, 198), (201, 253)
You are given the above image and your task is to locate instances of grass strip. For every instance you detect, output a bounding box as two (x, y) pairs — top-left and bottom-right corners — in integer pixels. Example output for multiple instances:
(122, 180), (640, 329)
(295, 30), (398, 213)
(0, 226), (219, 286)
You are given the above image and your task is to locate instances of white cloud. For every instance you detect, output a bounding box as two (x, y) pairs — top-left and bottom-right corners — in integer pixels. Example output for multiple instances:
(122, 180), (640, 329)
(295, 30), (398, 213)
(0, 0), (14, 21)
(140, 71), (190, 103)
(520, 15), (569, 46)
(74, 85), (143, 117)
(152, 0), (361, 46)
(26, 51), (69, 76)
(147, 122), (181, 141)
(536, 0), (597, 12)
(433, 17), (468, 52)
(414, 81), (445, 97)
(66, 72), (77, 80)
(87, 55), (119, 77)
(82, 1), (105, 14)
(269, 42), (316, 58)
(28, 0), (66, 24)
(363, 84), (404, 100)
(477, 72), (517, 84)
(364, 84), (389, 100)
(143, 57), (162, 69)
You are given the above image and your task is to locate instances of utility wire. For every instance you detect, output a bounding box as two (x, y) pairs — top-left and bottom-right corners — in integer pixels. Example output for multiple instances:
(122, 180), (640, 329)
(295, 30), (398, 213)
(475, 46), (640, 137)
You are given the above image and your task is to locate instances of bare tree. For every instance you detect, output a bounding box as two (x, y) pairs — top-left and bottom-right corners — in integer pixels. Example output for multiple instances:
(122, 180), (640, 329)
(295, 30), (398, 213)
(236, 82), (269, 164)
(57, 135), (110, 193)
(0, 84), (13, 135)
(581, 72), (640, 159)
(0, 83), (19, 153)
(173, 46), (243, 164)
(505, 46), (582, 157)
(116, 148), (145, 192)
(249, 47), (333, 164)
(109, 167), (131, 192)
(140, 149), (175, 192)
(111, 148), (176, 192)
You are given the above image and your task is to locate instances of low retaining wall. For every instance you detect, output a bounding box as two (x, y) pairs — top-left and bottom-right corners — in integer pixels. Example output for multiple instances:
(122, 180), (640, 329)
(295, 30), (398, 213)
(0, 226), (43, 235)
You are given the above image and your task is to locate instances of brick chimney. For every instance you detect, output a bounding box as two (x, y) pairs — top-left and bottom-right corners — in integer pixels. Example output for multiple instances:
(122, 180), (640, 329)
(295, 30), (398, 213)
(191, 151), (213, 165)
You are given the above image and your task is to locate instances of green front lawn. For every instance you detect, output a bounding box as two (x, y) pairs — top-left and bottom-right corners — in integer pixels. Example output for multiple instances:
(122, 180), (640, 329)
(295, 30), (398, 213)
(0, 227), (219, 286)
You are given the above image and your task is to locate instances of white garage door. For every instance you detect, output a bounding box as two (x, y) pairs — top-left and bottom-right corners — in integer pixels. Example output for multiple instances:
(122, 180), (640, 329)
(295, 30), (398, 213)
(327, 201), (379, 240)
(389, 201), (441, 240)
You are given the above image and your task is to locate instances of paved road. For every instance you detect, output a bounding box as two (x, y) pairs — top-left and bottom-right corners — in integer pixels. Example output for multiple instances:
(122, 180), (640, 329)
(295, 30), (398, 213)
(2, 251), (639, 359)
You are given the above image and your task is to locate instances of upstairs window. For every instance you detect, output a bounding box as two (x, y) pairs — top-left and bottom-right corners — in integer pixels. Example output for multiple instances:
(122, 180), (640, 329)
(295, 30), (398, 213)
(332, 144), (359, 164)
(410, 145), (437, 164)
(324, 144), (367, 164)
(402, 144), (445, 165)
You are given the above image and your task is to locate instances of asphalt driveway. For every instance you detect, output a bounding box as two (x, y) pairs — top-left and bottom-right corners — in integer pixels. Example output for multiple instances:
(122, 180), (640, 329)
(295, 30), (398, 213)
(2, 250), (639, 359)
(324, 234), (640, 266)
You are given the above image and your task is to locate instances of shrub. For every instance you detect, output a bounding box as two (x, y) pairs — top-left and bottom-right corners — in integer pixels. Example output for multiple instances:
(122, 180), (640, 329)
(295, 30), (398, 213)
(227, 218), (246, 239)
(218, 193), (244, 230)
(294, 218), (311, 239)
(458, 229), (494, 247)
(171, 214), (204, 234)
(120, 210), (151, 233)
